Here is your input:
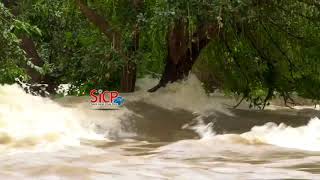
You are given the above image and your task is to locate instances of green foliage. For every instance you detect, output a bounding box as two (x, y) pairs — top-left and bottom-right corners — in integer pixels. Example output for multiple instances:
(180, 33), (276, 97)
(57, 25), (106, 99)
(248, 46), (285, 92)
(1, 0), (319, 108)
(0, 3), (29, 84)
(194, 0), (320, 108)
(18, 0), (124, 94)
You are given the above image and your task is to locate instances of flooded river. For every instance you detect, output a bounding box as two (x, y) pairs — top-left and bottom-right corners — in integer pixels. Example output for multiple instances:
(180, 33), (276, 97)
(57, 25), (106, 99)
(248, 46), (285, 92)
(0, 75), (320, 179)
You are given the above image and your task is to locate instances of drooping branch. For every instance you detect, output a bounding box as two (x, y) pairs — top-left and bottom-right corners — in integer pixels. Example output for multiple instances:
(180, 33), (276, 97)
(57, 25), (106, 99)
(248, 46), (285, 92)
(222, 28), (251, 108)
(222, 23), (249, 84)
(243, 28), (277, 107)
(267, 17), (304, 40)
(276, 5), (320, 23)
(259, 21), (296, 79)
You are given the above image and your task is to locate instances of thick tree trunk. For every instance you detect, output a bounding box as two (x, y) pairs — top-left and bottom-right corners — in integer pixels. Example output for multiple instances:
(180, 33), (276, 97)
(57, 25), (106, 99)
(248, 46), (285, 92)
(20, 37), (44, 83)
(148, 23), (218, 92)
(120, 27), (137, 92)
(3, 0), (44, 83)
(120, 1), (142, 92)
(120, 61), (137, 92)
(113, 27), (137, 92)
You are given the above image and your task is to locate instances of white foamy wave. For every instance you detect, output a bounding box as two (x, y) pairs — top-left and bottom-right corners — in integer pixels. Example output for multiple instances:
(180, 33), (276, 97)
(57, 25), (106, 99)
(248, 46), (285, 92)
(182, 116), (216, 139)
(185, 116), (320, 151)
(0, 84), (104, 152)
(238, 117), (320, 151)
(130, 74), (232, 115)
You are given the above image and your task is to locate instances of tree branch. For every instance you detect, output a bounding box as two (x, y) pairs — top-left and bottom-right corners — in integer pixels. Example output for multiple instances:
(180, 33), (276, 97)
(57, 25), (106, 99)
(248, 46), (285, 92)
(75, 0), (120, 43)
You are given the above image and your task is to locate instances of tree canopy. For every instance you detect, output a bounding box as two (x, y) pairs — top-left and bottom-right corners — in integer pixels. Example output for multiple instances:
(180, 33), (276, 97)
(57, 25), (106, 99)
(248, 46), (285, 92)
(1, 0), (319, 108)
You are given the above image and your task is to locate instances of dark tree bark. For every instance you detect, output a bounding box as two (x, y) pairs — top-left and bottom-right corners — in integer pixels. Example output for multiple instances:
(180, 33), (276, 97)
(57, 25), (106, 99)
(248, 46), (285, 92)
(121, 60), (137, 92)
(148, 22), (218, 92)
(3, 0), (44, 83)
(120, 24), (138, 92)
(3, 0), (11, 7)
(119, 0), (142, 92)
(20, 37), (44, 83)
(75, 0), (117, 40)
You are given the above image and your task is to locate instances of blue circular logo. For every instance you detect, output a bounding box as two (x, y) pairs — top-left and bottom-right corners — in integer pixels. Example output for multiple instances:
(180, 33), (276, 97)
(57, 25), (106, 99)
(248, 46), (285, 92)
(113, 96), (125, 106)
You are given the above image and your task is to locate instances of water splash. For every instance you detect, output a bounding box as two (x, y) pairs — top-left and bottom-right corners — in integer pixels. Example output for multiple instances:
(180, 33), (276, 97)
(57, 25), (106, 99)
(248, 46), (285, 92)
(0, 84), (104, 152)
(182, 115), (216, 139)
(131, 74), (232, 115)
(56, 84), (72, 96)
(184, 115), (320, 151)
(239, 117), (320, 151)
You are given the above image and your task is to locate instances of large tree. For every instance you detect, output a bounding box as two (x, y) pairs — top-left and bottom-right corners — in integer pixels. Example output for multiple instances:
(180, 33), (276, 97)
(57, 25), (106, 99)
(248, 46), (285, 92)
(2, 0), (44, 83)
(1, 0), (319, 108)
(145, 0), (320, 108)
(75, 0), (141, 92)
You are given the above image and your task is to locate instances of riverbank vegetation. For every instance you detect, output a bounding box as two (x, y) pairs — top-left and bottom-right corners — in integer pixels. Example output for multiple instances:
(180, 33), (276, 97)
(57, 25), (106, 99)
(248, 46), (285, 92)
(0, 0), (319, 108)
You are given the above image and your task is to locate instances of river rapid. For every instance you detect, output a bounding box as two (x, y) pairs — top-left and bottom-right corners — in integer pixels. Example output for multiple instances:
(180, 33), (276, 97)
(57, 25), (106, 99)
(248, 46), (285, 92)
(0, 75), (320, 179)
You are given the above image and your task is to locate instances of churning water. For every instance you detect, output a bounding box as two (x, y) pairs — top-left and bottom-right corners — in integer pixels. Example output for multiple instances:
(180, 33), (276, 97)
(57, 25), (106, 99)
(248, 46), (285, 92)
(0, 75), (320, 179)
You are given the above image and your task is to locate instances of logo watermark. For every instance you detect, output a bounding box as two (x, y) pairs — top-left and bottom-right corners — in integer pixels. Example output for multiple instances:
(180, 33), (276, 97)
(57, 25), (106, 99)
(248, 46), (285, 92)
(90, 89), (125, 109)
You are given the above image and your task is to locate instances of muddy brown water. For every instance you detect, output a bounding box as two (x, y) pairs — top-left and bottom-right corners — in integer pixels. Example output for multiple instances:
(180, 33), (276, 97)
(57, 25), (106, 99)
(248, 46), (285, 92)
(1, 92), (320, 179)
